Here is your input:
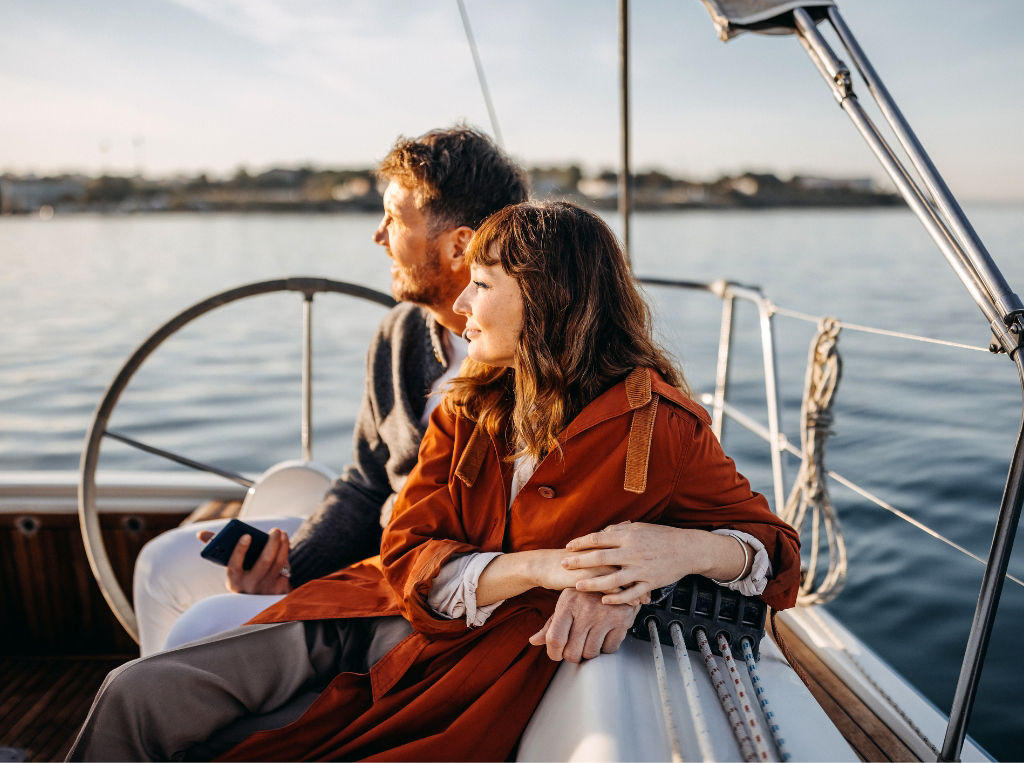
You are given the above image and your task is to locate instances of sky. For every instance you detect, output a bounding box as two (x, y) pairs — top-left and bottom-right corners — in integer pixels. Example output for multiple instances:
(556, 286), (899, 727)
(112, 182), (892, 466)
(2, 0), (1023, 200)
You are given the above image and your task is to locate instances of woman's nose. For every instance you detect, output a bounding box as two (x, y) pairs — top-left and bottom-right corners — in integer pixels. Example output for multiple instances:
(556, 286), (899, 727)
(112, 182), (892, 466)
(453, 286), (472, 316)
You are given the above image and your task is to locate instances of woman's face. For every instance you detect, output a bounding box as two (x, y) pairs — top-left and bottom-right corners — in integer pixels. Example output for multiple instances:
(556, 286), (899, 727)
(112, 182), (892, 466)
(453, 259), (524, 368)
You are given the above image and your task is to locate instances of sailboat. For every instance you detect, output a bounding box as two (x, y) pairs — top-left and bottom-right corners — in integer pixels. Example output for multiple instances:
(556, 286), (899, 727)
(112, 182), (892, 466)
(3, 1), (1021, 760)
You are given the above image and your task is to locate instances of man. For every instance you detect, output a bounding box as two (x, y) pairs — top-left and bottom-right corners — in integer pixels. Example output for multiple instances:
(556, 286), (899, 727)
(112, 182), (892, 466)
(134, 125), (641, 665)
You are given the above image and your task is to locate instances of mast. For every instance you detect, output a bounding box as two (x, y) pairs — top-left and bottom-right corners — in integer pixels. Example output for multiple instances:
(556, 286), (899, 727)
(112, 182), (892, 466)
(618, 0), (632, 266)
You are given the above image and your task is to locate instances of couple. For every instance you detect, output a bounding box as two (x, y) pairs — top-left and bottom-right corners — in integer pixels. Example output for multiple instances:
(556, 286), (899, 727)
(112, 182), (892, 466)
(71, 130), (800, 761)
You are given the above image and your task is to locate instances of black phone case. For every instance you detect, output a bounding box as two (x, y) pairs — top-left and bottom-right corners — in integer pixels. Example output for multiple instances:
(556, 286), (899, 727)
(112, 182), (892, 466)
(200, 518), (270, 570)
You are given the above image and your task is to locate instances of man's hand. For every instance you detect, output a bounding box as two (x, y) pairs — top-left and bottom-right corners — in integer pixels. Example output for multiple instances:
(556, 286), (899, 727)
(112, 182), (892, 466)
(528, 588), (641, 663)
(196, 527), (293, 595)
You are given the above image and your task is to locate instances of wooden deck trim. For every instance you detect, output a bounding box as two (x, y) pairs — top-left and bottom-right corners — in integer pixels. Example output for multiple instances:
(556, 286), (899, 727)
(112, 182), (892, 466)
(772, 617), (919, 762)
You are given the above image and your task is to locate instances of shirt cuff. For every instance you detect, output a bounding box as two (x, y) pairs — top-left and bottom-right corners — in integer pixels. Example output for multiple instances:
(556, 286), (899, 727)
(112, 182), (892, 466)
(711, 529), (773, 597)
(426, 551), (505, 627)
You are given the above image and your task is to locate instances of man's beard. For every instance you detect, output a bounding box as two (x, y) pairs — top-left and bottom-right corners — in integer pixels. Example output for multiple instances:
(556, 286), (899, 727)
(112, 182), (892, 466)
(390, 239), (449, 307)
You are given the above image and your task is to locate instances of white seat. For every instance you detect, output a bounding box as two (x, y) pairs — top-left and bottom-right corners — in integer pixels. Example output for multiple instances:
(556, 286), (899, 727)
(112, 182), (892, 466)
(238, 460), (336, 519)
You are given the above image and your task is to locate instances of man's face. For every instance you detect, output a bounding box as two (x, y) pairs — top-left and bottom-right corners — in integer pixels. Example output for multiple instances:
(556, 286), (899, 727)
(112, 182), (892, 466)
(372, 180), (448, 306)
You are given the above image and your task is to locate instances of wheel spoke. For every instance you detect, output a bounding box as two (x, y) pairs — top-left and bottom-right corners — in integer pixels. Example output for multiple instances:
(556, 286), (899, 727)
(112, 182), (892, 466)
(302, 293), (313, 462)
(104, 430), (254, 487)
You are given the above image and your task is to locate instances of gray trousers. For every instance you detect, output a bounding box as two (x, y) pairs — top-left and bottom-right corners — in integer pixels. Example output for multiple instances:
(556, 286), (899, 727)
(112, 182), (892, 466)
(66, 617), (412, 762)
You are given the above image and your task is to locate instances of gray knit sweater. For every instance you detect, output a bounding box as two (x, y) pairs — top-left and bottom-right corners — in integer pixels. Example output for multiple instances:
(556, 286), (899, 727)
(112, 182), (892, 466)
(286, 302), (448, 586)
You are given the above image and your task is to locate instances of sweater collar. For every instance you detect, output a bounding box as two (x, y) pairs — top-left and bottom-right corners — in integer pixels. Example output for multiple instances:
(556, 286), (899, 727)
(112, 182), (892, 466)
(425, 313), (449, 368)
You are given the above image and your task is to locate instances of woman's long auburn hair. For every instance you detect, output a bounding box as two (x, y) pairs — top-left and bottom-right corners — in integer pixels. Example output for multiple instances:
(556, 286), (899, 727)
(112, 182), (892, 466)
(443, 200), (690, 461)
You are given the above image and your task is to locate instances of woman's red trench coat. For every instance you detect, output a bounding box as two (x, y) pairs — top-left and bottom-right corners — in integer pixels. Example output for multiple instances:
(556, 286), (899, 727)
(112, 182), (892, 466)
(223, 368), (800, 761)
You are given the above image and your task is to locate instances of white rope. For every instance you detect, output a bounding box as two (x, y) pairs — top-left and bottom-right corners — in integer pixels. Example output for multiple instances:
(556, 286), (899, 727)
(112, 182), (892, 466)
(740, 637), (791, 762)
(696, 628), (758, 762)
(648, 619), (684, 763)
(780, 317), (848, 605)
(717, 633), (775, 761)
(669, 623), (716, 762)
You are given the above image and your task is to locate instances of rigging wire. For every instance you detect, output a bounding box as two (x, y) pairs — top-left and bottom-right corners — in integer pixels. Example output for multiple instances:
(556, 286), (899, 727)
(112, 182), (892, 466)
(771, 304), (989, 352)
(456, 0), (503, 147)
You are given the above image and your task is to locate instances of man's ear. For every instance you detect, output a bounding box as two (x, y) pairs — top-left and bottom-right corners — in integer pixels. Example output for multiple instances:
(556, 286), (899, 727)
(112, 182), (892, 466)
(444, 226), (475, 272)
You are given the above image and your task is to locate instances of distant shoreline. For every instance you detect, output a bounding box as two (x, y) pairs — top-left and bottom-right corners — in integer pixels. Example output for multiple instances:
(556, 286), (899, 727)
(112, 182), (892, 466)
(1, 166), (902, 216)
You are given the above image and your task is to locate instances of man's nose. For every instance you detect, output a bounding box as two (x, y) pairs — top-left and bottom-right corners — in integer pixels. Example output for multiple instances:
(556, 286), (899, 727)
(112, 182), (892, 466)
(372, 222), (387, 247)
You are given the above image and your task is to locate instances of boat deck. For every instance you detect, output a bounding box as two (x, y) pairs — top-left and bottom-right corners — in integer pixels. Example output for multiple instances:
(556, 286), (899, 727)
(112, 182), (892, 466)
(772, 617), (917, 761)
(0, 490), (919, 761)
(1, 627), (920, 763)
(0, 655), (129, 762)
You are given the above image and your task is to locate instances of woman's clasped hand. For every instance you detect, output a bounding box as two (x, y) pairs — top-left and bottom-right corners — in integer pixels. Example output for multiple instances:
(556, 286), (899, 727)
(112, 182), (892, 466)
(562, 521), (755, 605)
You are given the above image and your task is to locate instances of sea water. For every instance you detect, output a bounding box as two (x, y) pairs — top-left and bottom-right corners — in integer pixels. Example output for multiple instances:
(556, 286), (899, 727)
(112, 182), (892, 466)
(1, 207), (1022, 759)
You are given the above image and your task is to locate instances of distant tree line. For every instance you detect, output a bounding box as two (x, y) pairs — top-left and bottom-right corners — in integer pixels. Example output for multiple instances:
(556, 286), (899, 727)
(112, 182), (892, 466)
(0, 164), (898, 214)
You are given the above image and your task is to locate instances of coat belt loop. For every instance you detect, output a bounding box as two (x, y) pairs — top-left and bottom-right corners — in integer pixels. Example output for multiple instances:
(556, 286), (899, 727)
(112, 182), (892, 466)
(455, 422), (488, 487)
(624, 395), (659, 493)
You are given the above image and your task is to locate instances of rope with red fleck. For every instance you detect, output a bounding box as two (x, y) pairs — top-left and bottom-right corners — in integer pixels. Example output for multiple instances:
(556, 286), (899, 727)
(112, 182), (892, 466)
(695, 628), (758, 761)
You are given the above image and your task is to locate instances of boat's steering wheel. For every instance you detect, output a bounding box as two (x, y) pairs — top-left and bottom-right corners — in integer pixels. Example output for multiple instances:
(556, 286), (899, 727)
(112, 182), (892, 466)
(78, 277), (395, 643)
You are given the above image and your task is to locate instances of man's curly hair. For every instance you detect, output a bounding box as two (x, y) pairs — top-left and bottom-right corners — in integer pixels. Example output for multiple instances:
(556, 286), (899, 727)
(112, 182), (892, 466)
(377, 124), (529, 235)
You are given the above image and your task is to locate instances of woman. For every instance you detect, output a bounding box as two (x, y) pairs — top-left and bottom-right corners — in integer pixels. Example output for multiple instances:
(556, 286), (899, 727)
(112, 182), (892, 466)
(69, 201), (799, 762)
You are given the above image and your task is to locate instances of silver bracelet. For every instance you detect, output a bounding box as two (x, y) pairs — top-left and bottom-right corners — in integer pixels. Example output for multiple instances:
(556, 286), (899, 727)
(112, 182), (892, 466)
(709, 533), (750, 586)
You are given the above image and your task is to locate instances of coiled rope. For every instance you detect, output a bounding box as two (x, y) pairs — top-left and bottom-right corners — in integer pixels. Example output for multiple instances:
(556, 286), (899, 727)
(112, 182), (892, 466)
(780, 317), (848, 605)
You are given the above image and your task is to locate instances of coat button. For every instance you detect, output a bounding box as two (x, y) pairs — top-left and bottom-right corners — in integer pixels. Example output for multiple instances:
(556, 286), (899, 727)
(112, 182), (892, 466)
(537, 486), (556, 499)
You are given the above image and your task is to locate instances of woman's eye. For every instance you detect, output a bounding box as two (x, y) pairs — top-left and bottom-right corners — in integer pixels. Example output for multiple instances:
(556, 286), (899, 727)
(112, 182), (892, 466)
(473, 280), (489, 289)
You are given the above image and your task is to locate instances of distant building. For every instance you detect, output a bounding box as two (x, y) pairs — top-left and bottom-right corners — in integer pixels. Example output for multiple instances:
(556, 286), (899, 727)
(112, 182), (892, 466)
(727, 175), (760, 196)
(331, 176), (373, 201)
(0, 175), (87, 213)
(576, 177), (618, 201)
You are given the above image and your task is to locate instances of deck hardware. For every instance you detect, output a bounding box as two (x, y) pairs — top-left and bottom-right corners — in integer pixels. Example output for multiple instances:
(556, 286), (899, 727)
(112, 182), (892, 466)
(122, 516), (144, 533)
(631, 575), (768, 660)
(15, 516), (39, 537)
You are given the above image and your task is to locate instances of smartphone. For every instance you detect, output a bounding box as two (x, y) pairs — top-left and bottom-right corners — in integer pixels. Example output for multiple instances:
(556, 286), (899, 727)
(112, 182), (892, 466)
(200, 518), (270, 570)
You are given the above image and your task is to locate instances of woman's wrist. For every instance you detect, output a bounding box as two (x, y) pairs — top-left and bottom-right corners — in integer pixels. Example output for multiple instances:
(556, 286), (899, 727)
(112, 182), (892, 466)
(476, 550), (543, 607)
(701, 531), (751, 583)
